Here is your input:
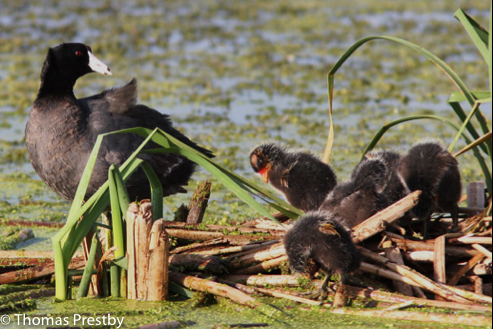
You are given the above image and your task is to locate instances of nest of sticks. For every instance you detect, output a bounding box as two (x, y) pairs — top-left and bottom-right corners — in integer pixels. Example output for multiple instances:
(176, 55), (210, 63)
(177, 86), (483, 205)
(0, 182), (491, 327)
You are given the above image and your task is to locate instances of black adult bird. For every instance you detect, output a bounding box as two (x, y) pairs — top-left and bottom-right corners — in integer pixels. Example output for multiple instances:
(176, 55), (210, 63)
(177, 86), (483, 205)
(284, 211), (361, 300)
(320, 157), (390, 227)
(398, 141), (461, 232)
(250, 143), (337, 212)
(25, 43), (213, 203)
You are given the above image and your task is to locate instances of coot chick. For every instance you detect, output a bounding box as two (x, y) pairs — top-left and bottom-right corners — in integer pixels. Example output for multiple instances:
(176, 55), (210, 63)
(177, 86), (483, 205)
(360, 149), (409, 203)
(284, 211), (361, 300)
(320, 158), (390, 227)
(250, 143), (337, 212)
(357, 149), (413, 225)
(25, 43), (213, 202)
(399, 141), (461, 232)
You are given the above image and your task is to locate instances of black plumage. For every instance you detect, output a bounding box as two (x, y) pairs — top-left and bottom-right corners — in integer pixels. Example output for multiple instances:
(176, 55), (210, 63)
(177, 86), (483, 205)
(399, 141), (462, 230)
(25, 43), (213, 202)
(250, 143), (337, 212)
(284, 211), (361, 299)
(320, 157), (390, 227)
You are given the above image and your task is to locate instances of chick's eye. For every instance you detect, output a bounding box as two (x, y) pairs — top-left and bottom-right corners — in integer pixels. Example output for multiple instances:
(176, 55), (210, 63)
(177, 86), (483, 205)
(75, 51), (82, 56)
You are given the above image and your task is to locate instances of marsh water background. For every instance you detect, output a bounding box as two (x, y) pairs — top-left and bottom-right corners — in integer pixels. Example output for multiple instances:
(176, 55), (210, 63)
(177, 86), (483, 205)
(0, 0), (491, 328)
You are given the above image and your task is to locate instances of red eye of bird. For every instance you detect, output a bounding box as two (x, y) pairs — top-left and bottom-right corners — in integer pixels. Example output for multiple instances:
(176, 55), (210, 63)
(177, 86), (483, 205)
(75, 51), (82, 56)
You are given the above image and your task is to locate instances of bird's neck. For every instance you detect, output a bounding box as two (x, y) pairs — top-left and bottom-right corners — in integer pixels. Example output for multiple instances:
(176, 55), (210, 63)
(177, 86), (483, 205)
(37, 68), (77, 99)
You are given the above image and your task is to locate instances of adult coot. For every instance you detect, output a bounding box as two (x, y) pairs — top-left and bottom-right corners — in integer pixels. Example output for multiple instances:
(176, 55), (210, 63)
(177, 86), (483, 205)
(250, 143), (337, 212)
(25, 43), (213, 202)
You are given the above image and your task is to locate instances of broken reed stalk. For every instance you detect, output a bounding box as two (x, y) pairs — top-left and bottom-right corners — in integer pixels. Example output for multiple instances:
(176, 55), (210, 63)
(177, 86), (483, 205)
(471, 243), (493, 259)
(359, 261), (492, 305)
(230, 243), (285, 268)
(328, 308), (491, 327)
(447, 252), (486, 286)
(136, 202), (153, 299)
(358, 247), (474, 304)
(187, 180), (211, 224)
(127, 201), (169, 301)
(233, 255), (288, 275)
(163, 221), (283, 235)
(384, 231), (479, 257)
(433, 235), (447, 301)
(170, 238), (226, 254)
(126, 203), (139, 299)
(147, 219), (170, 301)
(0, 257), (86, 285)
(345, 285), (491, 312)
(384, 246), (414, 296)
(231, 282), (320, 306)
(0, 218), (64, 229)
(352, 191), (421, 243)
(195, 240), (279, 256)
(224, 275), (301, 287)
(169, 271), (261, 308)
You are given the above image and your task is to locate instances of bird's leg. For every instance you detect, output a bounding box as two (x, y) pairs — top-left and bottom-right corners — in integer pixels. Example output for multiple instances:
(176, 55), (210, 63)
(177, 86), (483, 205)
(317, 274), (333, 301)
(450, 205), (459, 228)
(299, 274), (334, 301)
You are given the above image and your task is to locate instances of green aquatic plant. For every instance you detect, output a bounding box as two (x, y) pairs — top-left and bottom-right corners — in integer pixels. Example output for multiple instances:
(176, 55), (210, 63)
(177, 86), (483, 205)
(322, 7), (492, 193)
(52, 127), (303, 300)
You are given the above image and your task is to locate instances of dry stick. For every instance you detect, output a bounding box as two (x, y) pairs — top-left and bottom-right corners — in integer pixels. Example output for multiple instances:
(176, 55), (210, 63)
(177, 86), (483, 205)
(352, 191), (421, 243)
(0, 250), (85, 259)
(385, 232), (479, 258)
(136, 201), (153, 300)
(167, 228), (251, 242)
(170, 238), (227, 254)
(358, 247), (474, 304)
(328, 308), (491, 327)
(186, 180), (211, 224)
(195, 240), (279, 256)
(404, 251), (439, 262)
(163, 221), (283, 235)
(0, 257), (86, 284)
(0, 218), (64, 228)
(447, 253), (486, 286)
(168, 271), (279, 317)
(227, 280), (320, 306)
(384, 247), (413, 297)
(243, 218), (289, 231)
(230, 243), (285, 269)
(126, 203), (139, 299)
(226, 240), (282, 261)
(469, 263), (491, 276)
(147, 219), (170, 301)
(366, 251), (492, 305)
(360, 255), (424, 297)
(433, 235), (447, 301)
(448, 236), (492, 245)
(233, 255), (288, 275)
(224, 275), (301, 287)
(471, 243), (493, 259)
(470, 276), (483, 295)
(444, 284), (492, 305)
(345, 286), (491, 312)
